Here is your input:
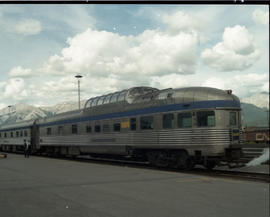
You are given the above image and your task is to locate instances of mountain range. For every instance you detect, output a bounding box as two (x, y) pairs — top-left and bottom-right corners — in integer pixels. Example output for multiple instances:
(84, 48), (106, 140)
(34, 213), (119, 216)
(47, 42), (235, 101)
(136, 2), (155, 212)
(241, 92), (269, 109)
(0, 101), (86, 126)
(0, 97), (268, 127)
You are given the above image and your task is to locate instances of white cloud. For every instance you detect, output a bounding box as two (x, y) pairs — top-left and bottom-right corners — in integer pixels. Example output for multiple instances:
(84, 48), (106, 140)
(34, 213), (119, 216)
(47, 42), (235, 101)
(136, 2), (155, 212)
(150, 74), (190, 90)
(39, 28), (198, 77)
(252, 9), (269, 26)
(14, 19), (42, 35)
(8, 66), (33, 78)
(28, 75), (119, 105)
(202, 73), (269, 97)
(201, 25), (260, 72)
(46, 6), (96, 33)
(2, 78), (28, 100)
(0, 103), (7, 110)
(0, 16), (42, 35)
(161, 11), (201, 33)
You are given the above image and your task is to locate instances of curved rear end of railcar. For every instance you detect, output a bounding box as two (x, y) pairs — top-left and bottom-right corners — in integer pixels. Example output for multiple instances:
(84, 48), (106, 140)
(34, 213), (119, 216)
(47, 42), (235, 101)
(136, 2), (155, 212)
(161, 87), (243, 168)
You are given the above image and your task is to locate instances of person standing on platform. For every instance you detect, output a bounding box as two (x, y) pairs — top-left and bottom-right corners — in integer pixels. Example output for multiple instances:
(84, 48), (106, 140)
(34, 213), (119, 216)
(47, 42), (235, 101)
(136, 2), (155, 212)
(24, 139), (30, 158)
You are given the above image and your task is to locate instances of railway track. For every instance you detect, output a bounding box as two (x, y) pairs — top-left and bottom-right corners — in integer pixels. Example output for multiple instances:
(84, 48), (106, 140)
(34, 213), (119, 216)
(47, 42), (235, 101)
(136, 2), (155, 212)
(73, 155), (270, 183)
(186, 168), (270, 183)
(3, 151), (269, 183)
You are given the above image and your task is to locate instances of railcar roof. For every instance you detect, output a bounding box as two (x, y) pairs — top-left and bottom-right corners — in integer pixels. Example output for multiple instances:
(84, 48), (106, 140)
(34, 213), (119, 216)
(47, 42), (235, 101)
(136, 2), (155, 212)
(0, 119), (35, 130)
(37, 109), (83, 124)
(171, 86), (239, 103)
(84, 86), (239, 110)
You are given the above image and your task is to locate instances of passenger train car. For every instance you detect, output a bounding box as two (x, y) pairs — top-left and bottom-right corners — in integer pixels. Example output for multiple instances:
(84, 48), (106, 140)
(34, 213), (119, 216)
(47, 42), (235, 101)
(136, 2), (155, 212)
(0, 86), (242, 169)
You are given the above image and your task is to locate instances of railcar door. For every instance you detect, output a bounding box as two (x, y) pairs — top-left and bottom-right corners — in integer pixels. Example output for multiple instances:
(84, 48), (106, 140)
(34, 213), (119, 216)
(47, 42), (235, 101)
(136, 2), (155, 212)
(31, 121), (40, 152)
(229, 110), (241, 144)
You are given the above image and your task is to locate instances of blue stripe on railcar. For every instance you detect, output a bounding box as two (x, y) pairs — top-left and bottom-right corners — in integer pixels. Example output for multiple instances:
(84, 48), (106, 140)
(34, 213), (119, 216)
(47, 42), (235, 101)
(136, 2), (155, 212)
(39, 100), (240, 128)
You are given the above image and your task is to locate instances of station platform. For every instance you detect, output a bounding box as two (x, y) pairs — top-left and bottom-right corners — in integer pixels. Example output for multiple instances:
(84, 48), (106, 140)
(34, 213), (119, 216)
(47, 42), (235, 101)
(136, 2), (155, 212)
(0, 153), (269, 217)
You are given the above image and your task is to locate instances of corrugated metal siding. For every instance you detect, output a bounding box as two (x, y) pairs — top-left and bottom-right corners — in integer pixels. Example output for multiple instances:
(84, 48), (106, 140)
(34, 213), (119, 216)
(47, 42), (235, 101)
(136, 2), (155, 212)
(40, 128), (231, 148)
(0, 137), (31, 146)
(158, 128), (230, 146)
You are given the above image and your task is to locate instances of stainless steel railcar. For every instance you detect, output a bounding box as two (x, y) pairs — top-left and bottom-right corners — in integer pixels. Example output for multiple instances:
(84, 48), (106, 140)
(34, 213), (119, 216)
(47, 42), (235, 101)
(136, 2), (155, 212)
(0, 120), (35, 152)
(0, 86), (242, 169)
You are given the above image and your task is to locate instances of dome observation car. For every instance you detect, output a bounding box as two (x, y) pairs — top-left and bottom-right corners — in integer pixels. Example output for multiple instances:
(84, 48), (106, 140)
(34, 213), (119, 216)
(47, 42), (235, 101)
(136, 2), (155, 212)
(84, 87), (159, 109)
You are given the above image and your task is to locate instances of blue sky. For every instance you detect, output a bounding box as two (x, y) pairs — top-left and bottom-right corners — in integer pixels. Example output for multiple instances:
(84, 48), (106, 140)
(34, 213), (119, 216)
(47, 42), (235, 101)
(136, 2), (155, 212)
(0, 5), (269, 109)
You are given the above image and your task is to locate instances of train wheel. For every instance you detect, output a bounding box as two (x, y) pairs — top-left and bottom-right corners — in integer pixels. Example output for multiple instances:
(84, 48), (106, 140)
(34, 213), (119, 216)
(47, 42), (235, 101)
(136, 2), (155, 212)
(148, 152), (157, 166)
(147, 151), (170, 168)
(176, 151), (194, 170)
(205, 161), (216, 170)
(156, 152), (170, 168)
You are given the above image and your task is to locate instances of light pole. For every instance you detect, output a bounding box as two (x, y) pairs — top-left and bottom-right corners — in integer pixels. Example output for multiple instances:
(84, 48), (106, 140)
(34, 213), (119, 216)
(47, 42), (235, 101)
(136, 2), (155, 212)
(75, 75), (83, 110)
(8, 105), (11, 114)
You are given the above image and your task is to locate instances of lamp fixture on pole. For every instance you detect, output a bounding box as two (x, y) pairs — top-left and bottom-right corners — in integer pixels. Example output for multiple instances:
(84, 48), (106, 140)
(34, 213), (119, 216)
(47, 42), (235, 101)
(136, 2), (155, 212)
(75, 75), (83, 110)
(8, 105), (11, 114)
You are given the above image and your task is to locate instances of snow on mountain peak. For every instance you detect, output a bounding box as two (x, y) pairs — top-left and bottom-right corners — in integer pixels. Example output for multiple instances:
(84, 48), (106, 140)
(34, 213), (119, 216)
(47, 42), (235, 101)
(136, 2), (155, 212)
(0, 100), (87, 125)
(40, 100), (86, 114)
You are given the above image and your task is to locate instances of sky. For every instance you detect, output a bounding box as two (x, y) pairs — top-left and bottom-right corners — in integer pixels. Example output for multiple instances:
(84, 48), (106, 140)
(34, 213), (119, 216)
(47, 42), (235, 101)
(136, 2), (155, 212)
(0, 5), (269, 109)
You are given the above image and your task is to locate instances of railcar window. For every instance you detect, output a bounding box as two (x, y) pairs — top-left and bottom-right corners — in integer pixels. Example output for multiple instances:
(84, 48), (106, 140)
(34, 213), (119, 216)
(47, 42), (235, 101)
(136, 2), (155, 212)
(4, 132), (7, 138)
(0, 133), (1, 138)
(103, 124), (110, 132)
(117, 91), (127, 102)
(10, 132), (13, 137)
(92, 98), (98, 107)
(24, 130), (28, 137)
(20, 131), (23, 137)
(178, 113), (192, 128)
(47, 128), (51, 135)
(140, 116), (154, 130)
(58, 126), (63, 135)
(86, 125), (92, 133)
(104, 94), (112, 104)
(163, 113), (174, 129)
(113, 123), (121, 132)
(72, 125), (78, 134)
(197, 111), (215, 127)
(16, 131), (19, 137)
(130, 118), (136, 131)
(97, 96), (105, 105)
(230, 112), (237, 126)
(110, 93), (119, 103)
(88, 99), (93, 107)
(95, 125), (101, 133)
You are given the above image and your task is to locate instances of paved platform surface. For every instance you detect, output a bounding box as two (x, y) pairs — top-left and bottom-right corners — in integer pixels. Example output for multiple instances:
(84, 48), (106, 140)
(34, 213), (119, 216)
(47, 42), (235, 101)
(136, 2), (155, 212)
(0, 154), (269, 217)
